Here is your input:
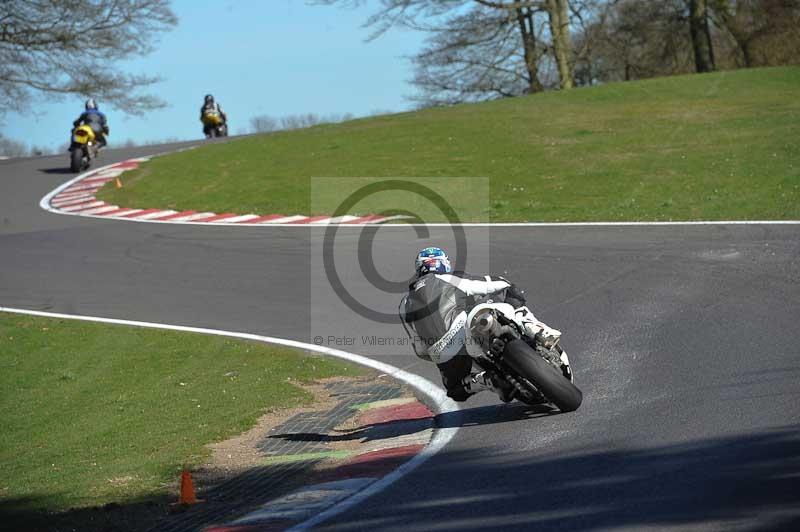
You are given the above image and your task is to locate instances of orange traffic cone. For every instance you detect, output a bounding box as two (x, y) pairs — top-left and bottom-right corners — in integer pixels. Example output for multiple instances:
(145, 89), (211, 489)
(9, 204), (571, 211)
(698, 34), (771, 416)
(115, 177), (123, 189)
(178, 469), (198, 505)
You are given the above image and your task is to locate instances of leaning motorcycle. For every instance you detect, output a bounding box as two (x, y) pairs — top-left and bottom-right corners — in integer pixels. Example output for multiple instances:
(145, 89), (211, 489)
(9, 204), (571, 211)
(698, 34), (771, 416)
(201, 110), (228, 138)
(466, 302), (583, 412)
(69, 124), (100, 173)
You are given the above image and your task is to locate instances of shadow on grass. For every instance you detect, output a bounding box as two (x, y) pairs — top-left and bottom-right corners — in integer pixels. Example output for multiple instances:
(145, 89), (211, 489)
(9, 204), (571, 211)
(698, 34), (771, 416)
(0, 460), (321, 532)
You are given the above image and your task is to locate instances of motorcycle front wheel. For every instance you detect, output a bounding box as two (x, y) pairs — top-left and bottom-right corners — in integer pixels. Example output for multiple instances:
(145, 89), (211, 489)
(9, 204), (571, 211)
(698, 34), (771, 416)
(69, 148), (84, 173)
(503, 339), (583, 412)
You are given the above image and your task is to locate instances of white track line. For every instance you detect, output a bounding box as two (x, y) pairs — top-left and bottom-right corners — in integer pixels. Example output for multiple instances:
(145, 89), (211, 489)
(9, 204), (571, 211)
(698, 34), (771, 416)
(0, 306), (460, 528)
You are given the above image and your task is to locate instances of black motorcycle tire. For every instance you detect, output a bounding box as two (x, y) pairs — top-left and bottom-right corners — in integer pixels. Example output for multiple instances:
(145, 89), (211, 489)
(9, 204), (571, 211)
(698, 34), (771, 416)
(208, 127), (218, 138)
(69, 148), (84, 173)
(503, 339), (583, 412)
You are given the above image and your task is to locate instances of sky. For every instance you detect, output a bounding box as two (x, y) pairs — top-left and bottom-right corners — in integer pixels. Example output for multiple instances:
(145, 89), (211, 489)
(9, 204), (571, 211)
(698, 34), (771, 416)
(5, 0), (425, 151)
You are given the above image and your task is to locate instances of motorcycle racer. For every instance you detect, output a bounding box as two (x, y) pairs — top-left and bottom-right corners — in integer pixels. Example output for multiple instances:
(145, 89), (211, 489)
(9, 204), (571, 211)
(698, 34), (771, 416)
(72, 98), (109, 148)
(400, 247), (561, 403)
(200, 94), (227, 137)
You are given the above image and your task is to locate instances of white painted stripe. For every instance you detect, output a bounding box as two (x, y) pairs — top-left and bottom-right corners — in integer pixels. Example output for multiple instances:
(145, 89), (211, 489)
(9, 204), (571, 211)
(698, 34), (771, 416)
(217, 214), (261, 223)
(168, 212), (216, 222)
(60, 201), (105, 212)
(103, 208), (143, 217)
(54, 191), (94, 199)
(52, 196), (94, 207)
(132, 209), (177, 220)
(259, 215), (308, 224)
(0, 306), (459, 531)
(89, 169), (124, 178)
(309, 215), (360, 225)
(63, 183), (102, 192)
(79, 205), (119, 215)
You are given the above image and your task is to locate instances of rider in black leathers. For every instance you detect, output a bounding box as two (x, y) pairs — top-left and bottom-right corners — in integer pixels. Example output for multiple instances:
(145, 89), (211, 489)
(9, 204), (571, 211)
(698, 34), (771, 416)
(72, 98), (109, 147)
(400, 247), (529, 403)
(200, 94), (227, 137)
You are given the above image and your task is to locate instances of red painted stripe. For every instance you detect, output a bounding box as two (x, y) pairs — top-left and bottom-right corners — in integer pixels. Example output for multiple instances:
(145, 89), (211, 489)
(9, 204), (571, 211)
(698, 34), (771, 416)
(357, 401), (434, 427)
(249, 214), (287, 223)
(53, 197), (97, 208)
(94, 208), (138, 217)
(62, 185), (100, 194)
(71, 201), (108, 212)
(197, 213), (238, 223)
(117, 208), (162, 218)
(341, 214), (385, 224)
(54, 193), (93, 201)
(318, 445), (425, 481)
(291, 215), (330, 224)
(150, 210), (196, 221)
(112, 161), (140, 169)
(80, 177), (113, 184)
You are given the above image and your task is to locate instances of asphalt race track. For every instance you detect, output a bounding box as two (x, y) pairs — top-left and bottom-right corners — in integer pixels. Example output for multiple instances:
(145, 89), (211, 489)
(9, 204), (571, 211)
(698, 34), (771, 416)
(2, 146), (799, 531)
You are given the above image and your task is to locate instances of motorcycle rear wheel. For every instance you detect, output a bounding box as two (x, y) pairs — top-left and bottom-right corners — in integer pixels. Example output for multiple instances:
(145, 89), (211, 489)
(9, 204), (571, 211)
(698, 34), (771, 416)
(69, 148), (84, 173)
(503, 339), (583, 412)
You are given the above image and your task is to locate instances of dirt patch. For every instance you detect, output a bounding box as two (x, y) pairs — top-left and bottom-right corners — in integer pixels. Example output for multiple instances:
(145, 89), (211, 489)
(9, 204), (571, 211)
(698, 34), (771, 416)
(196, 377), (351, 483)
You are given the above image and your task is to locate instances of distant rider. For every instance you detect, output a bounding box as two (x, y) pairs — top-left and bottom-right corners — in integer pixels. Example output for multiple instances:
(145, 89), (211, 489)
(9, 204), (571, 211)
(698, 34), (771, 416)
(200, 94), (227, 137)
(72, 98), (109, 147)
(400, 247), (560, 403)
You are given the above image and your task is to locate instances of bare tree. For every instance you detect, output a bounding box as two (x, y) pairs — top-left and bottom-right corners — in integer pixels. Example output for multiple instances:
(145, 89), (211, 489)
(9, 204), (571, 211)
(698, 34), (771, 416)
(711, 0), (800, 67)
(315, 0), (580, 105)
(249, 112), (356, 134)
(688, 0), (715, 71)
(408, 6), (550, 106)
(575, 0), (698, 82)
(0, 0), (177, 116)
(0, 132), (27, 157)
(250, 115), (279, 133)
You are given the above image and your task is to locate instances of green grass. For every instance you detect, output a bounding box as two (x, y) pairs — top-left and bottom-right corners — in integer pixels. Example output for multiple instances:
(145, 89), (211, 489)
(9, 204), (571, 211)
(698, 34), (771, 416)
(98, 67), (800, 221)
(0, 313), (360, 513)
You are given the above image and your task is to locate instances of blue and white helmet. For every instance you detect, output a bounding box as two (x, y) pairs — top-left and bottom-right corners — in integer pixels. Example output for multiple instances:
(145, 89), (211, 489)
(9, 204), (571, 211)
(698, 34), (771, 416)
(415, 247), (452, 277)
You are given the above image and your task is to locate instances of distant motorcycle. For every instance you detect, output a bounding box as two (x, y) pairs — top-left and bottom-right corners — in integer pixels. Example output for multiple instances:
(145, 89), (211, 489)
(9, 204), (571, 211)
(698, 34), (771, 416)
(466, 301), (583, 412)
(69, 124), (101, 173)
(201, 110), (228, 138)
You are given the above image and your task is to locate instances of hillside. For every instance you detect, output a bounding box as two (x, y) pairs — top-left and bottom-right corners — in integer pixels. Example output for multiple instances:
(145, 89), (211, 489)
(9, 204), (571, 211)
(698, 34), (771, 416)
(99, 67), (800, 222)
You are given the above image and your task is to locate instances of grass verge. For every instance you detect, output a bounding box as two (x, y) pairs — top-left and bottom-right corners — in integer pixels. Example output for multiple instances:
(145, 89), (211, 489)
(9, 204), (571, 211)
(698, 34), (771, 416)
(98, 67), (800, 222)
(0, 313), (360, 514)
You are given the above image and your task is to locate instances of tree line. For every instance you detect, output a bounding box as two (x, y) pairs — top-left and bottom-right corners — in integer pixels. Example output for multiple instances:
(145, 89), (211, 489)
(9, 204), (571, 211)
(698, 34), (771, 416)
(318, 0), (800, 106)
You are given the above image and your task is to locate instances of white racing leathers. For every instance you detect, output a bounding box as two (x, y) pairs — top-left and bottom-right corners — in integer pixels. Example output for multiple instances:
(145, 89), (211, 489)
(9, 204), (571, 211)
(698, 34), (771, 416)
(401, 272), (526, 363)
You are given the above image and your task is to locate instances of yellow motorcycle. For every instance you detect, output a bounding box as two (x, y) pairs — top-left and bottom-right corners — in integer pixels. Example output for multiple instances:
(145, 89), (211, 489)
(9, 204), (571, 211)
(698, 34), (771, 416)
(201, 110), (228, 138)
(69, 125), (101, 173)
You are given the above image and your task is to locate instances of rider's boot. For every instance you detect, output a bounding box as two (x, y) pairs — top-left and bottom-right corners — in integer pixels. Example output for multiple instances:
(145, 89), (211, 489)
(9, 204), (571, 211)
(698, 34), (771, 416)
(514, 306), (562, 348)
(463, 371), (516, 403)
